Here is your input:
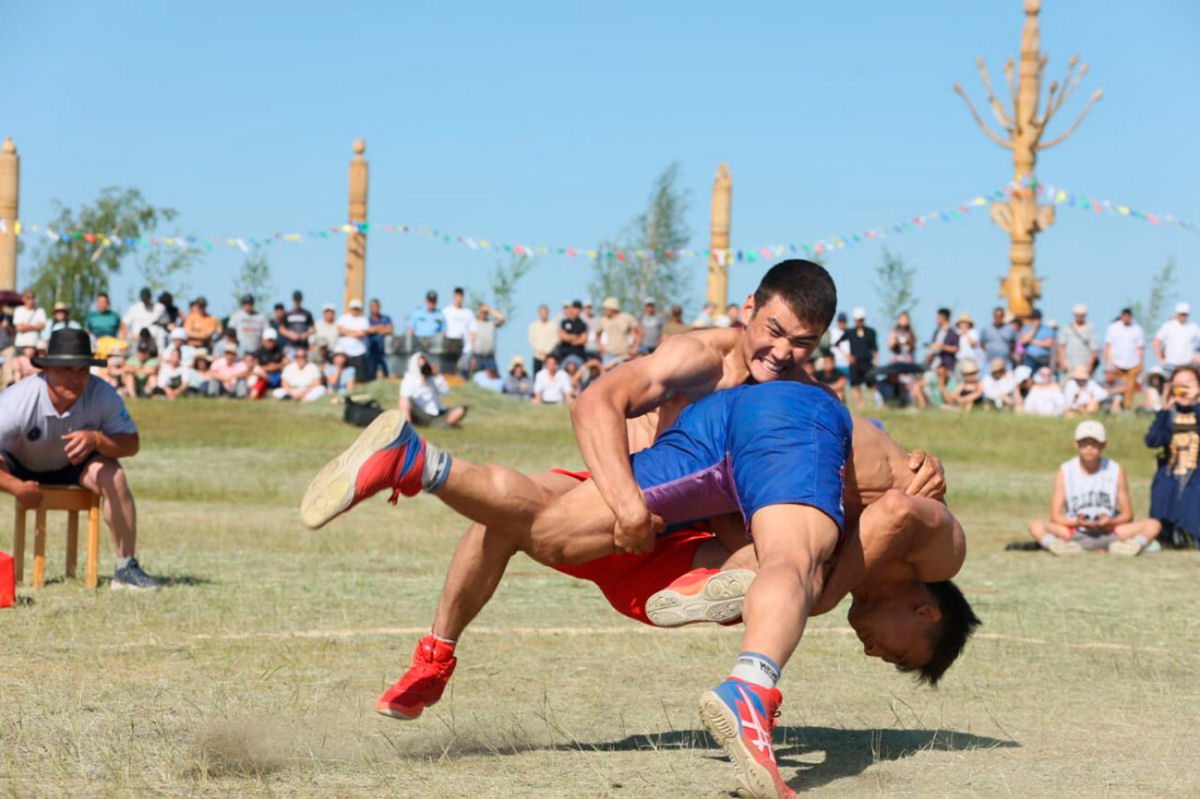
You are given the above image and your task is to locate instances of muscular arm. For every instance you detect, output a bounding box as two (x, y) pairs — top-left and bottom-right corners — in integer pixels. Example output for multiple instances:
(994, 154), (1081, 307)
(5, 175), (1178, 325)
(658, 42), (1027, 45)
(570, 334), (725, 553)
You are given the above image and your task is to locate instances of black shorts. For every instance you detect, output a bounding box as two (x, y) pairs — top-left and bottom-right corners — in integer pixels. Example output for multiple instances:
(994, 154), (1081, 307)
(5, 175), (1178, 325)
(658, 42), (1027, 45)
(1, 451), (97, 486)
(411, 405), (468, 427)
(849, 362), (874, 387)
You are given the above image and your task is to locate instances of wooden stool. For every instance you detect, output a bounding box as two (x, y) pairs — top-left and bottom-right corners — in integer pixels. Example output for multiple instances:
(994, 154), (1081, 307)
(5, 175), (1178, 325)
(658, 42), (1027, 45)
(12, 486), (102, 589)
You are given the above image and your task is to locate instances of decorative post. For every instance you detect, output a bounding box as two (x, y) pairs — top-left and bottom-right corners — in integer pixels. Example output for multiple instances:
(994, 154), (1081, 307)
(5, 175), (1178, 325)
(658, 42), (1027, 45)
(0, 136), (18, 292)
(343, 139), (369, 311)
(706, 162), (732, 309)
(954, 0), (1101, 318)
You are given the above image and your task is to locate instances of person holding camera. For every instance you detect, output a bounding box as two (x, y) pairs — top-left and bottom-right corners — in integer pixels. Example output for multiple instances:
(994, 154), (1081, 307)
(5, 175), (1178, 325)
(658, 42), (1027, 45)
(1145, 365), (1200, 548)
(399, 352), (467, 428)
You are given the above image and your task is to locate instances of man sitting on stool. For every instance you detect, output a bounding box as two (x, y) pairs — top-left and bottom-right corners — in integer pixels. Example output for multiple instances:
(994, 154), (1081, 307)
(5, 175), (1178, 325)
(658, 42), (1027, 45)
(0, 329), (156, 589)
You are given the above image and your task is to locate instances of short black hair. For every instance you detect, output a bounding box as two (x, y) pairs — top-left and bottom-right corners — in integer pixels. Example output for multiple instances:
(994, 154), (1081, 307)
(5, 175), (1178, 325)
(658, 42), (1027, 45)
(751, 259), (837, 330)
(937, 307), (951, 319)
(900, 580), (980, 687)
(273, 303), (285, 311)
(96, 292), (109, 301)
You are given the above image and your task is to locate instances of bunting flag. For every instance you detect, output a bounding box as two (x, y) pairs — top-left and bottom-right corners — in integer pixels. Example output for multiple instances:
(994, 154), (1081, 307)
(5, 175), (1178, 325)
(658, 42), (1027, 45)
(1, 179), (1193, 264)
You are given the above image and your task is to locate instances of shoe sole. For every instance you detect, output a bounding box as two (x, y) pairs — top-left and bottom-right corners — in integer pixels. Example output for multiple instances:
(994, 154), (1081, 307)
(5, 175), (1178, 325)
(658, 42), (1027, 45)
(699, 690), (785, 799)
(110, 582), (159, 591)
(1107, 543), (1141, 557)
(375, 705), (422, 720)
(645, 569), (754, 628)
(300, 409), (408, 529)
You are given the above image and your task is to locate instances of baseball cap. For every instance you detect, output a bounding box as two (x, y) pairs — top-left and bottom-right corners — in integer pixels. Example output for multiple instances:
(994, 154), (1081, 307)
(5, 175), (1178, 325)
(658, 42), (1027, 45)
(1074, 420), (1107, 444)
(1072, 303), (1088, 315)
(572, 300), (583, 309)
(602, 297), (620, 311)
(836, 312), (847, 322)
(851, 307), (866, 320)
(1176, 302), (1191, 315)
(195, 295), (208, 307)
(262, 327), (278, 340)
(1029, 308), (1042, 319)
(322, 302), (335, 312)
(348, 299), (364, 310)
(643, 297), (656, 306)
(241, 294), (254, 305)
(425, 290), (438, 302)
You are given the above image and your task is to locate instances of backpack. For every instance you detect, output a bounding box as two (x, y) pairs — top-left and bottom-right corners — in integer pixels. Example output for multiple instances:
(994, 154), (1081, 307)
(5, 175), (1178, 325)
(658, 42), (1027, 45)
(343, 394), (383, 427)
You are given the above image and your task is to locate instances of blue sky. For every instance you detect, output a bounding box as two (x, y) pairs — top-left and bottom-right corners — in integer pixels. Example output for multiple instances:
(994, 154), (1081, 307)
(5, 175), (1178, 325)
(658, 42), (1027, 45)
(4, 1), (1198, 357)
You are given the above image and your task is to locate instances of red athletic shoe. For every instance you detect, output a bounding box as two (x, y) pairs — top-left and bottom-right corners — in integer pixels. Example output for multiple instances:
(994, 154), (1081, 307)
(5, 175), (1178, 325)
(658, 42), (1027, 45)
(300, 410), (426, 529)
(700, 678), (793, 799)
(375, 635), (458, 720)
(645, 568), (754, 627)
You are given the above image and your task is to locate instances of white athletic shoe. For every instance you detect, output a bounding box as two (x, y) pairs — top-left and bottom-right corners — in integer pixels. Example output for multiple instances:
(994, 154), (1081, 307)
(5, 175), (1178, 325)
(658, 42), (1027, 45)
(1107, 539), (1144, 557)
(645, 568), (754, 627)
(1045, 538), (1084, 557)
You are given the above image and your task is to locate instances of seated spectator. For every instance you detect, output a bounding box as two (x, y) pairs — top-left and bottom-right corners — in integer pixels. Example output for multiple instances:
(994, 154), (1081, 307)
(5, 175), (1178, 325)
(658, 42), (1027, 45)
(943, 358), (984, 410)
(1144, 365), (1200, 548)
(242, 351), (268, 399)
(980, 358), (1019, 410)
(273, 346), (325, 402)
(167, 327), (196, 367)
(1027, 420), (1161, 556)
(532, 354), (573, 404)
(921, 363), (958, 410)
(188, 349), (219, 397)
(691, 302), (717, 329)
(210, 347), (249, 398)
(323, 350), (357, 396)
(572, 357), (604, 394)
(472, 364), (504, 392)
(125, 341), (158, 398)
(503, 356), (533, 400)
(1063, 365), (1109, 416)
(1021, 366), (1066, 417)
(48, 302), (82, 336)
(312, 303), (339, 361)
(7, 343), (40, 386)
(96, 346), (129, 394)
(152, 348), (189, 400)
(725, 302), (743, 329)
(399, 352), (466, 427)
(662, 305), (690, 338)
(255, 328), (287, 390)
(85, 292), (125, 341)
(875, 370), (917, 409)
(214, 328), (240, 359)
(811, 354), (847, 395)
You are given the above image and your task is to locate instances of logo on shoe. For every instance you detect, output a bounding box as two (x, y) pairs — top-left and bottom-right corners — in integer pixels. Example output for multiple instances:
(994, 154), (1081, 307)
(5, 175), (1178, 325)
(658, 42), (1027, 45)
(734, 685), (776, 762)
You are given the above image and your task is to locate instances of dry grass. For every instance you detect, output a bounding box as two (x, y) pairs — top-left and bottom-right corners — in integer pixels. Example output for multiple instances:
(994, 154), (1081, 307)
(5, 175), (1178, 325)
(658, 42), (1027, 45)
(1, 388), (1198, 797)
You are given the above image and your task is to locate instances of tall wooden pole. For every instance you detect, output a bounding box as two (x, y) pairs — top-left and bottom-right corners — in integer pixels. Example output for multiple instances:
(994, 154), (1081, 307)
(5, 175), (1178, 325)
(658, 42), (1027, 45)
(0, 136), (18, 292)
(706, 162), (732, 309)
(954, 0), (1101, 319)
(343, 139), (369, 310)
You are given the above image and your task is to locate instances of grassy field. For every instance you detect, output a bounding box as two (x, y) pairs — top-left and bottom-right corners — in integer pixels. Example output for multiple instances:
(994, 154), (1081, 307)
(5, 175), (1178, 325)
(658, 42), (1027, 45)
(2, 384), (1198, 797)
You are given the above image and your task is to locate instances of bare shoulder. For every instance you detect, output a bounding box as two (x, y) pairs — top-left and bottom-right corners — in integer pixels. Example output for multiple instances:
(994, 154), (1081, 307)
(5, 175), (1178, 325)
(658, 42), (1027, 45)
(640, 331), (726, 386)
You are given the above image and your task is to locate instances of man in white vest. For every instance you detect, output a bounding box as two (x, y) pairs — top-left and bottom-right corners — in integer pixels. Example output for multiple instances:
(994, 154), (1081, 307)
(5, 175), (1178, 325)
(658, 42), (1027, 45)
(1027, 420), (1161, 556)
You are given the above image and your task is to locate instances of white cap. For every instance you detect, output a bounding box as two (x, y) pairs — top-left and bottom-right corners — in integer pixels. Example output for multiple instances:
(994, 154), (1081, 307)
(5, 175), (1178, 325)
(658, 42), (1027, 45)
(1074, 419), (1107, 444)
(262, 327), (278, 340)
(1176, 302), (1191, 315)
(851, 307), (866, 320)
(1072, 303), (1088, 315)
(169, 328), (187, 340)
(348, 299), (364, 310)
(322, 302), (335, 312)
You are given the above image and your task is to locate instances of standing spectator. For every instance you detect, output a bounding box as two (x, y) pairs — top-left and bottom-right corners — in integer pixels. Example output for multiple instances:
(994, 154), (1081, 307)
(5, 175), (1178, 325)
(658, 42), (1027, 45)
(1022, 366), (1067, 417)
(366, 298), (394, 380)
(829, 312), (852, 378)
(1028, 420), (1160, 556)
(155, 292), (181, 332)
(943, 359), (984, 411)
(691, 302), (718, 329)
(527, 304), (558, 374)
(153, 348), (189, 400)
(724, 302), (743, 329)
(1152, 302), (1200, 374)
(503, 356), (534, 400)
(210, 347), (248, 397)
(183, 296), (219, 347)
(48, 302), (81, 336)
(1019, 309), (1055, 370)
(322, 351), (356, 396)
(468, 303), (505, 373)
(399, 352), (466, 428)
(441, 287), (474, 376)
(580, 301), (600, 360)
(639, 299), (663, 354)
(980, 306), (1015, 367)
(554, 300), (588, 367)
(336, 300), (370, 382)
(1104, 307), (1145, 413)
(597, 297), (641, 367)
(955, 312), (984, 368)
(312, 303), (339, 360)
(228, 294), (267, 356)
(254, 328), (287, 391)
(1009, 314), (1026, 366)
(84, 292), (124, 341)
(662, 305), (690, 338)
(925, 308), (960, 371)
(1064, 365), (1109, 415)
(887, 311), (917, 363)
(981, 358), (1020, 410)
(273, 346), (325, 402)
(1145, 365), (1200, 548)
(1058, 303), (1098, 377)
(846, 307), (878, 407)
(13, 289), (46, 350)
(279, 290), (314, 358)
(121, 287), (162, 346)
(407, 290), (446, 356)
(269, 304), (287, 340)
(532, 354), (573, 404)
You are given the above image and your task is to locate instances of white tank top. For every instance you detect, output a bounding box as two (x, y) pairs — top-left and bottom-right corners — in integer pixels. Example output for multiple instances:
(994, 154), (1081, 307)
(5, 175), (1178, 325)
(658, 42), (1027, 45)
(1060, 456), (1119, 521)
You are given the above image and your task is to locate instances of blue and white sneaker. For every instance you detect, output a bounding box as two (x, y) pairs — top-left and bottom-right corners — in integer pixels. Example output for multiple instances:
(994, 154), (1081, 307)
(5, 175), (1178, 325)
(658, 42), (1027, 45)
(111, 558), (159, 591)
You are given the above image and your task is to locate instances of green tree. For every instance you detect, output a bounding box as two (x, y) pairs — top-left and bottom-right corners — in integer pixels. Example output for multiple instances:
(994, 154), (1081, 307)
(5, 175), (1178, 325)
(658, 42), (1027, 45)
(874, 246), (917, 324)
(1128, 258), (1176, 331)
(590, 163), (691, 310)
(28, 187), (201, 318)
(486, 253), (536, 319)
(231, 252), (274, 309)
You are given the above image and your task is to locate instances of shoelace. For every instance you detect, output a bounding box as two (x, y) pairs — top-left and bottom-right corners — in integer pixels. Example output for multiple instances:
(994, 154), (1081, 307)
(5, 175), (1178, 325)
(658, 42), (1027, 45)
(388, 487), (401, 505)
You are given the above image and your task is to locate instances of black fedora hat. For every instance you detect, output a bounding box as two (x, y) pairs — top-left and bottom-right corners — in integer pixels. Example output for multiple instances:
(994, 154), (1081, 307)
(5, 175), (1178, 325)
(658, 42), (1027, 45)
(32, 329), (105, 369)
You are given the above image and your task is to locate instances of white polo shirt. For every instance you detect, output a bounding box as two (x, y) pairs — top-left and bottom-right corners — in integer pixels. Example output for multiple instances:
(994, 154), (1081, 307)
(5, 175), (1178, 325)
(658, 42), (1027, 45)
(12, 306), (47, 348)
(1154, 318), (1200, 367)
(0, 374), (137, 472)
(1104, 321), (1144, 370)
(442, 305), (476, 343)
(335, 313), (369, 357)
